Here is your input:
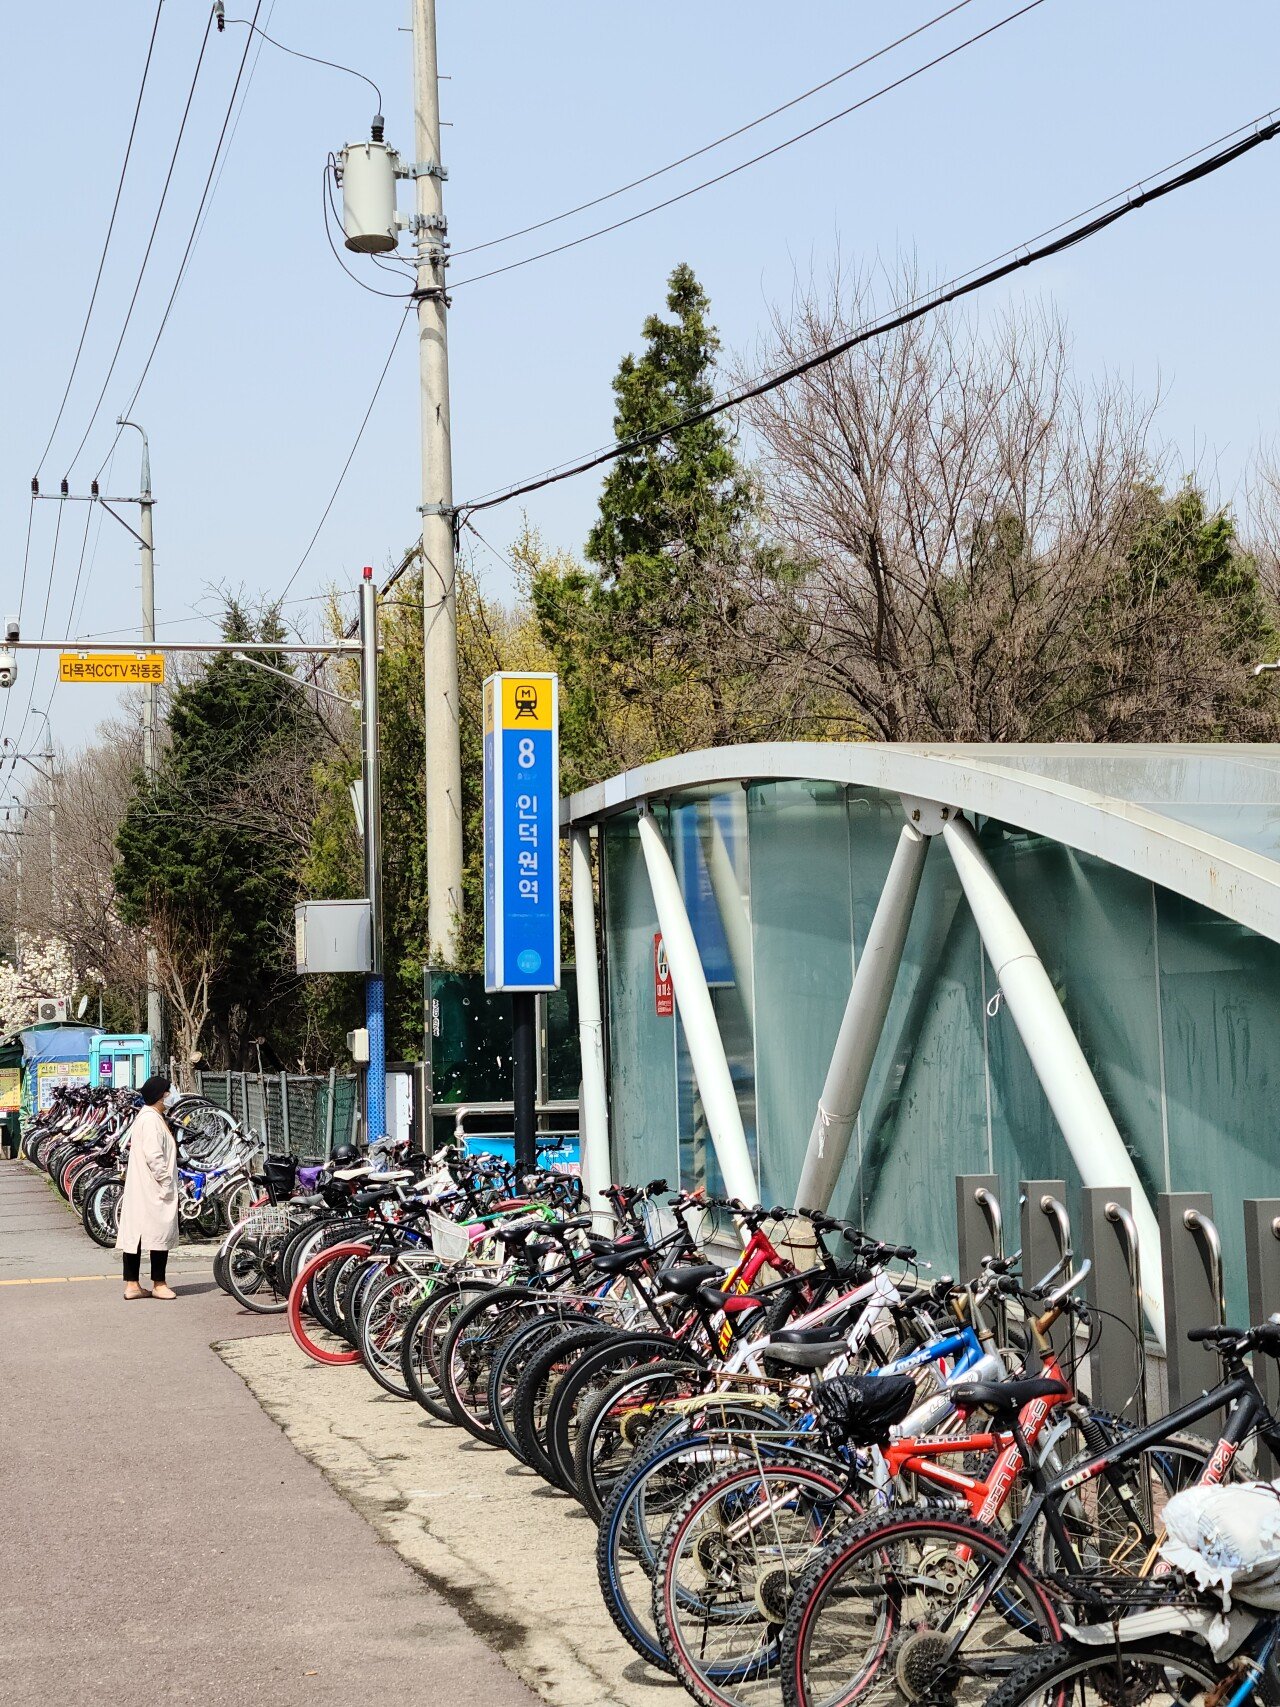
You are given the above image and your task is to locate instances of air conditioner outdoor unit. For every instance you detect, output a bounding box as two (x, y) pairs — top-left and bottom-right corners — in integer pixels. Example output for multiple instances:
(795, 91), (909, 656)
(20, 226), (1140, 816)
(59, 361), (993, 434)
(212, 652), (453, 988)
(35, 996), (69, 1024)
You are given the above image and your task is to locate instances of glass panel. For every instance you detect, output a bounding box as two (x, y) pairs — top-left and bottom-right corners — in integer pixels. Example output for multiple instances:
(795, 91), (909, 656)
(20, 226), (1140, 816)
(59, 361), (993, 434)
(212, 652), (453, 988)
(601, 812), (678, 1188)
(670, 790), (755, 1195)
(544, 982), (582, 1102)
(747, 780), (854, 1206)
(981, 830), (1169, 1244)
(1156, 888), (1280, 1322)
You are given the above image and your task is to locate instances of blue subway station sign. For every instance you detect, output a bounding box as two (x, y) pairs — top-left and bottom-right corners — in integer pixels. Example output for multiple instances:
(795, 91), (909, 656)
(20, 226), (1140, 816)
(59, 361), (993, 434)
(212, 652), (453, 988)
(483, 672), (561, 992)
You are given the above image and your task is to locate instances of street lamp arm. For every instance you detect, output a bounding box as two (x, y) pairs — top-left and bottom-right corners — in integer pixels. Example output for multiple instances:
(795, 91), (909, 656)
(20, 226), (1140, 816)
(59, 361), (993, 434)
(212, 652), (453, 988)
(232, 651), (359, 708)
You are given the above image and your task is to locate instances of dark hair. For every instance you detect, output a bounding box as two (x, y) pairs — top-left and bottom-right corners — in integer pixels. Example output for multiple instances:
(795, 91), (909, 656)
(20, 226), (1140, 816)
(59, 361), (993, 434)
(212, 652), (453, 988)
(139, 1074), (171, 1106)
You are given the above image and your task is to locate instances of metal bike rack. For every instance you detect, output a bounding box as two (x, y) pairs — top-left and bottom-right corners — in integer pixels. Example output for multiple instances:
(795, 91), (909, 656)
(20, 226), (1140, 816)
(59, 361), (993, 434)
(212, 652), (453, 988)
(1244, 1199), (1280, 1476)
(956, 1174), (1003, 1276)
(1159, 1192), (1226, 1407)
(1021, 1182), (1070, 1355)
(1081, 1186), (1146, 1423)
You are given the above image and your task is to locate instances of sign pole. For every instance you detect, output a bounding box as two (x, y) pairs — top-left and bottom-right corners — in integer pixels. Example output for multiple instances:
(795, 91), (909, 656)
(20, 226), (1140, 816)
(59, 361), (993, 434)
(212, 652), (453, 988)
(359, 568), (386, 1145)
(512, 992), (536, 1174)
(482, 672), (560, 1175)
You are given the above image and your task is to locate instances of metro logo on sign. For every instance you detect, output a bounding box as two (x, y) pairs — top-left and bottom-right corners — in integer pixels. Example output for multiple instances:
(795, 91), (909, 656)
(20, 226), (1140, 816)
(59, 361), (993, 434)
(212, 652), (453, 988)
(654, 933), (673, 1016)
(483, 672), (560, 993)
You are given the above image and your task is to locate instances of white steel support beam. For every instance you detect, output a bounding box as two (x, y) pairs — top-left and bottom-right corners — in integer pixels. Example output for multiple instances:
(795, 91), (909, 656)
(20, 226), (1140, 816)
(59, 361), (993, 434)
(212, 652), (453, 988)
(636, 808), (758, 1207)
(794, 822), (929, 1214)
(570, 828), (613, 1227)
(943, 813), (1167, 1346)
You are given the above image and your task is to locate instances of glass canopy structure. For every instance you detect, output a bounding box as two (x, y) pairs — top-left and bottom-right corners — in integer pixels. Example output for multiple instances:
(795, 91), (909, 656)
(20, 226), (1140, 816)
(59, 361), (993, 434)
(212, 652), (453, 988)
(563, 743), (1280, 1330)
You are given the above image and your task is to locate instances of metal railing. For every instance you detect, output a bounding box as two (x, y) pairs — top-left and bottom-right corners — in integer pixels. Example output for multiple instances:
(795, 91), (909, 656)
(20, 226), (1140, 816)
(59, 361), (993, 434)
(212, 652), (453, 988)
(196, 1069), (358, 1160)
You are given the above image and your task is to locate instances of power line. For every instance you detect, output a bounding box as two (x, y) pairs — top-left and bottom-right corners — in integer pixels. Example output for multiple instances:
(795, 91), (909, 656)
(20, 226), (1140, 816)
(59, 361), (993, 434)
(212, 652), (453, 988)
(452, 0), (981, 261)
(450, 0), (1048, 291)
(459, 109), (1280, 519)
(33, 0), (167, 478)
(59, 8), (217, 478)
(277, 309), (413, 601)
(90, 0), (266, 480)
(220, 13), (382, 112)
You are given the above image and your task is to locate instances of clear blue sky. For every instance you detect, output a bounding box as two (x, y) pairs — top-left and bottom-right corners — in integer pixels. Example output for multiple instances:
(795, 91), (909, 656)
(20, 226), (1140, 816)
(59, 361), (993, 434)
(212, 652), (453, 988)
(4, 0), (1280, 764)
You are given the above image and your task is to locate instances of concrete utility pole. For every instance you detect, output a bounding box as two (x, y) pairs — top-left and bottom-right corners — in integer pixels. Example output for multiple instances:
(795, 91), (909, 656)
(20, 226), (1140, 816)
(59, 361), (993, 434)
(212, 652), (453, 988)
(359, 568), (387, 1140)
(117, 417), (163, 1051)
(411, 0), (463, 966)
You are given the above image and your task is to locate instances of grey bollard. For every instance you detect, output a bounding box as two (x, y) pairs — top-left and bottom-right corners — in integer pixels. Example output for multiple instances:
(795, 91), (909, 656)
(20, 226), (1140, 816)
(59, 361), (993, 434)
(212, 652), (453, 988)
(1021, 1180), (1070, 1357)
(1082, 1186), (1145, 1420)
(1159, 1192), (1225, 1408)
(956, 1175), (1003, 1279)
(1244, 1199), (1280, 1477)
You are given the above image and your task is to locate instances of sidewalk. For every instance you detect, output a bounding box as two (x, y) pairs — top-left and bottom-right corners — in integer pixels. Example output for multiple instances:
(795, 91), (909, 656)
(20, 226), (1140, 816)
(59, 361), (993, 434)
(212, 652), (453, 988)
(0, 1161), (538, 1707)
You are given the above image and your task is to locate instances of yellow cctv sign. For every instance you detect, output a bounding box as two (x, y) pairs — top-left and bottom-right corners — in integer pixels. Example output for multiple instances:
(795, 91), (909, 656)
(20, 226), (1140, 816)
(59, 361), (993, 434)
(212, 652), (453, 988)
(59, 652), (165, 685)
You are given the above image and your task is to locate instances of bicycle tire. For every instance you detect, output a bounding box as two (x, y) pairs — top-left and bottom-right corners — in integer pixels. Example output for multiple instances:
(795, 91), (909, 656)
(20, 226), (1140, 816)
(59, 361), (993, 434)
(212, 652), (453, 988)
(778, 1505), (1062, 1707)
(287, 1242), (371, 1365)
(487, 1313), (582, 1462)
(654, 1456), (865, 1707)
(573, 1358), (709, 1519)
(440, 1287), (559, 1443)
(224, 1218), (293, 1315)
(512, 1324), (617, 1485)
(402, 1279), (496, 1422)
(982, 1636), (1261, 1707)
(544, 1331), (703, 1496)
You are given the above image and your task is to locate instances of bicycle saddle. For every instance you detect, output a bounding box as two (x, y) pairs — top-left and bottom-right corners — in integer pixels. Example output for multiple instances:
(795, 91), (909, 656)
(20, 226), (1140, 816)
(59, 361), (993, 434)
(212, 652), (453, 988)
(660, 1263), (726, 1297)
(764, 1328), (848, 1370)
(950, 1376), (1068, 1415)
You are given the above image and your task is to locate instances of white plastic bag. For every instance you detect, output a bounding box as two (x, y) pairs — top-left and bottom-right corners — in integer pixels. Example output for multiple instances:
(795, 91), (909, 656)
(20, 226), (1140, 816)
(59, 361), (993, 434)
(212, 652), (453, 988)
(1160, 1481), (1280, 1609)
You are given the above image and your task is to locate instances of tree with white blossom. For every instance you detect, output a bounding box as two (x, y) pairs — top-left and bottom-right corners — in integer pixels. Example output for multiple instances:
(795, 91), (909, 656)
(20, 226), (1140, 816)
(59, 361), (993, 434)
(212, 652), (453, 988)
(0, 935), (78, 1039)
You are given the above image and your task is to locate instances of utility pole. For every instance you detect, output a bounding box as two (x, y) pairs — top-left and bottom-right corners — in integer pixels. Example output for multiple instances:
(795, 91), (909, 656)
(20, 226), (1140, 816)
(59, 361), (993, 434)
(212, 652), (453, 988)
(359, 567), (386, 1142)
(3, 719), (55, 919)
(117, 416), (163, 1052)
(411, 0), (463, 966)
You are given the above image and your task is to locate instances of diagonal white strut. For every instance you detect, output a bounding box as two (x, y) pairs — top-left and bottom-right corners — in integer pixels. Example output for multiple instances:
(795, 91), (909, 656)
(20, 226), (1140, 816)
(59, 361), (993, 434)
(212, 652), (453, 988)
(794, 821), (929, 1215)
(570, 827), (613, 1228)
(942, 813), (1166, 1347)
(636, 808), (758, 1207)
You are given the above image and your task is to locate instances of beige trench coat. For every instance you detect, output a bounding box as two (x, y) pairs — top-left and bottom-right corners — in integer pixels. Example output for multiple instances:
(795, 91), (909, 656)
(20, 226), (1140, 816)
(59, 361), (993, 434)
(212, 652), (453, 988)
(113, 1106), (179, 1253)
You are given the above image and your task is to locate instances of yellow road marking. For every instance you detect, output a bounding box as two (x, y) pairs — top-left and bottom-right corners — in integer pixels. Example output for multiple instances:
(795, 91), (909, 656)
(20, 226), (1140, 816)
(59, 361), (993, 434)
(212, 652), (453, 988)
(0, 1274), (113, 1286)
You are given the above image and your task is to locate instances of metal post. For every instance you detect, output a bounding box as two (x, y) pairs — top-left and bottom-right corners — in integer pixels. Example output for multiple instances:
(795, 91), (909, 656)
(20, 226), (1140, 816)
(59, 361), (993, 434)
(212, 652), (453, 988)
(1082, 1187), (1146, 1421)
(1021, 1182), (1070, 1354)
(571, 826), (612, 1224)
(278, 1070), (291, 1153)
(794, 822), (928, 1213)
(116, 417), (164, 1054)
(942, 812), (1166, 1346)
(324, 1065), (337, 1159)
(411, 0), (463, 965)
(513, 992), (536, 1174)
(1244, 1200), (1280, 1476)
(1158, 1192), (1223, 1407)
(956, 1174), (1002, 1279)
(359, 567), (386, 1143)
(635, 807), (757, 1207)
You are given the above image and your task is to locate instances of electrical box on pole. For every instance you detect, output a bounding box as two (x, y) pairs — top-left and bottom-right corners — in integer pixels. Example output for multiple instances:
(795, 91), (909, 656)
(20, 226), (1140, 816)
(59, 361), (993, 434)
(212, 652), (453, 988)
(338, 128), (402, 253)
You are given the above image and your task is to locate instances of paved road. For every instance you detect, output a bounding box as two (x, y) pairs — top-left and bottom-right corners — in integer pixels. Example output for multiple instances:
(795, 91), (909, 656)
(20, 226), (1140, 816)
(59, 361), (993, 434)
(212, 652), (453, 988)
(0, 1161), (538, 1706)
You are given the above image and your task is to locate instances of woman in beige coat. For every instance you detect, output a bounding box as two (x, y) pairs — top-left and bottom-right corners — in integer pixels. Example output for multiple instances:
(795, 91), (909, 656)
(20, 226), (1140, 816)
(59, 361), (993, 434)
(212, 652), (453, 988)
(114, 1074), (179, 1301)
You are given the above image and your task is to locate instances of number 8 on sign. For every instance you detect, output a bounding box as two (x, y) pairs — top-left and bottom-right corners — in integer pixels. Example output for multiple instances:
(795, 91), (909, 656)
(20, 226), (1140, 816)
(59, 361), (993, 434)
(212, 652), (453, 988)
(482, 672), (560, 993)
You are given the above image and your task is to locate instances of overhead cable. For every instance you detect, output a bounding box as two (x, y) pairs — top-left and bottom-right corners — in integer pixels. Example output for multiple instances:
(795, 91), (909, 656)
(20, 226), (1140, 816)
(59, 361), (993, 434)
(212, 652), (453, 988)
(220, 13), (382, 112)
(458, 110), (1280, 519)
(90, 0), (266, 480)
(33, 0), (167, 478)
(277, 309), (413, 601)
(60, 8), (217, 478)
(450, 0), (1048, 290)
(452, 0), (981, 260)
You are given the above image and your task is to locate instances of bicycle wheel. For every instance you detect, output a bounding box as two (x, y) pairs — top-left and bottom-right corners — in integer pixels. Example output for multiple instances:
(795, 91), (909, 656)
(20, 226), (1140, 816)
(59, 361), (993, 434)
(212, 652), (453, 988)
(83, 1177), (122, 1247)
(512, 1324), (617, 1485)
(402, 1279), (495, 1422)
(779, 1505), (1061, 1707)
(358, 1267), (432, 1398)
(288, 1243), (371, 1365)
(440, 1287), (556, 1443)
(488, 1313), (582, 1463)
(655, 1457), (865, 1707)
(544, 1331), (702, 1494)
(983, 1637), (1243, 1707)
(224, 1217), (294, 1314)
(596, 1408), (796, 1674)
(574, 1358), (710, 1519)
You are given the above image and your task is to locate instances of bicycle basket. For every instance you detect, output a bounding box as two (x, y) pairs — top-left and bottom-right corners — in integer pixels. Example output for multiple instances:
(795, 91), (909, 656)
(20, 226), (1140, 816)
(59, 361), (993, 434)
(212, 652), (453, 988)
(243, 1204), (293, 1238)
(428, 1211), (472, 1263)
(263, 1153), (298, 1194)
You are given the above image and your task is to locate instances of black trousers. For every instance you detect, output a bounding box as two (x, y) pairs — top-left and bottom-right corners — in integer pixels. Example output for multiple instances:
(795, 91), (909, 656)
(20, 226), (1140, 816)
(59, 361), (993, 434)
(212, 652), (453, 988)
(123, 1243), (168, 1285)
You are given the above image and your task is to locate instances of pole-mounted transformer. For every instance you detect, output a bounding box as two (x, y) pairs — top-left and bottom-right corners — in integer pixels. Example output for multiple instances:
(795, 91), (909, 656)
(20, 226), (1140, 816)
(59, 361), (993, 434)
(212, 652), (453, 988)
(337, 118), (402, 255)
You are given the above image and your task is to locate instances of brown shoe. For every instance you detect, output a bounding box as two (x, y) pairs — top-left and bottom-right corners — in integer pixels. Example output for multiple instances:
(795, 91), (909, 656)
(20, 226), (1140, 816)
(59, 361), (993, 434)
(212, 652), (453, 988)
(152, 1283), (177, 1300)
